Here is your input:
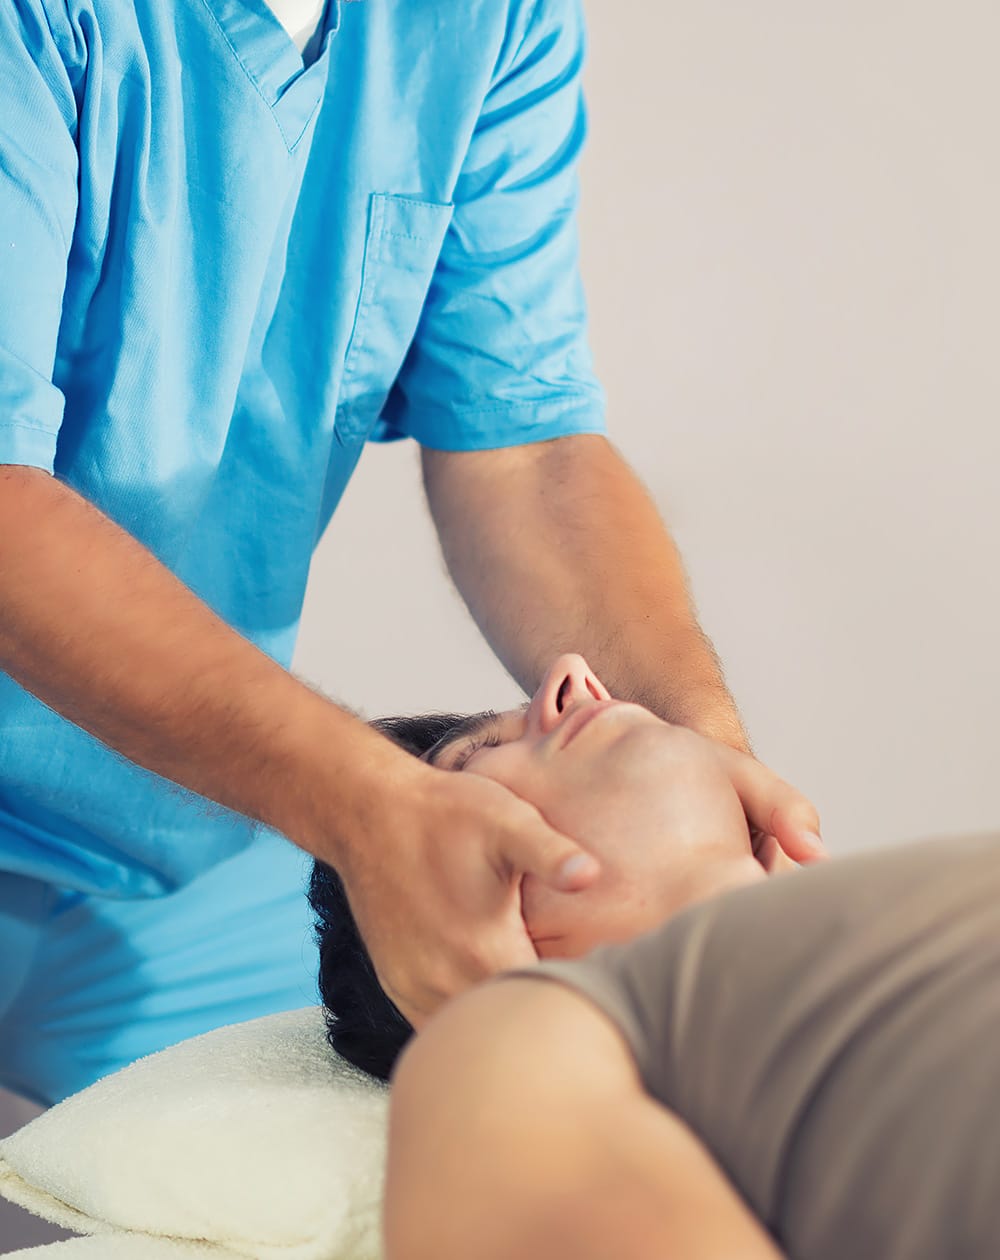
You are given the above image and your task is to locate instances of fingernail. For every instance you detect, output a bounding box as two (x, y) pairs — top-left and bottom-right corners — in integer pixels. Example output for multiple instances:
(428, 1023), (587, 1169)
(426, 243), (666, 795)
(801, 831), (825, 853)
(557, 853), (598, 888)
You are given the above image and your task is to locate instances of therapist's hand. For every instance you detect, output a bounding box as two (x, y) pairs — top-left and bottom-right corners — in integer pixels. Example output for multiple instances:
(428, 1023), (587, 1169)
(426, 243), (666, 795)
(708, 741), (826, 870)
(334, 767), (600, 1029)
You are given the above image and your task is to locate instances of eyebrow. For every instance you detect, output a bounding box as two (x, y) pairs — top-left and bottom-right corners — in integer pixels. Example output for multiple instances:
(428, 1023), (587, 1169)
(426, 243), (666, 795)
(425, 700), (531, 768)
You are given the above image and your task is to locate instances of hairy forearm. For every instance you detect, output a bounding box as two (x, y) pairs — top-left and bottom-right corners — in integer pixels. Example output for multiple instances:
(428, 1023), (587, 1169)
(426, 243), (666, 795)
(422, 434), (748, 750)
(0, 466), (419, 863)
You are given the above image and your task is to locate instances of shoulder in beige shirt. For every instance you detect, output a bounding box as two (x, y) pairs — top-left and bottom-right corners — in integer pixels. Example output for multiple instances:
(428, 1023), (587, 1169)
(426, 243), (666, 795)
(508, 831), (1000, 1260)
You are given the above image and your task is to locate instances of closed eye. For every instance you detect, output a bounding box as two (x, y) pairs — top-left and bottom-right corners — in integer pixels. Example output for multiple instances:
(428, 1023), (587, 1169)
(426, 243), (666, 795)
(452, 728), (503, 772)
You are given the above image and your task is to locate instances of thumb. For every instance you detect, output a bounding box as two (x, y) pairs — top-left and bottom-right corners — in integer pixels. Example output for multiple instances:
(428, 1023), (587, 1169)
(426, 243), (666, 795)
(499, 815), (601, 892)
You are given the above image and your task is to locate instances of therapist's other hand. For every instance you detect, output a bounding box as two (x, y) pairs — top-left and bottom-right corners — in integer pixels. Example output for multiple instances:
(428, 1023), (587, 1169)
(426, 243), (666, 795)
(335, 767), (600, 1029)
(709, 742), (826, 869)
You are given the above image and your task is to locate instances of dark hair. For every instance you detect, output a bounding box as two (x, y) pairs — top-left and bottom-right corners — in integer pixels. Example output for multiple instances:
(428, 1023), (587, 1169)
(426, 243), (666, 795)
(307, 711), (484, 1082)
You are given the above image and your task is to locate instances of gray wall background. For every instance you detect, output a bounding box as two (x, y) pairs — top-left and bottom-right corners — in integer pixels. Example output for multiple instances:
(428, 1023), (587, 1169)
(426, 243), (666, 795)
(3, 1), (997, 1250)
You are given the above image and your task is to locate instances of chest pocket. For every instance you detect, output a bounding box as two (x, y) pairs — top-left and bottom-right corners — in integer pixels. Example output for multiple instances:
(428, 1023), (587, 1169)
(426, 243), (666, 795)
(334, 193), (455, 445)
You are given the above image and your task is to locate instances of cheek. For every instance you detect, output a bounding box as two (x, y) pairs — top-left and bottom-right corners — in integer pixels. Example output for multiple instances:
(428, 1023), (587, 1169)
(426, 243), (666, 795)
(464, 745), (544, 799)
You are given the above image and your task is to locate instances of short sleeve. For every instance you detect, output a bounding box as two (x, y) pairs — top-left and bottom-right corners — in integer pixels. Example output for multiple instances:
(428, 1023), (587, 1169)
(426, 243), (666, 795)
(370, 0), (607, 451)
(0, 0), (80, 472)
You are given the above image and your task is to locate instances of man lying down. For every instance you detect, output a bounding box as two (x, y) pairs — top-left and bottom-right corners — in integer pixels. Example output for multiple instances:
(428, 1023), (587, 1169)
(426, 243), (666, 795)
(308, 653), (1000, 1260)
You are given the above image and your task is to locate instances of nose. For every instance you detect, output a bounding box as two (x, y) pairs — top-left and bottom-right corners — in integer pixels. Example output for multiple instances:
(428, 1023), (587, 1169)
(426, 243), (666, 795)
(527, 653), (612, 735)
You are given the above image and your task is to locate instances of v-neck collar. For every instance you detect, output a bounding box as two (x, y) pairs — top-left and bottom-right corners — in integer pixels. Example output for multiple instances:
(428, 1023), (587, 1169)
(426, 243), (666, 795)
(204, 0), (342, 151)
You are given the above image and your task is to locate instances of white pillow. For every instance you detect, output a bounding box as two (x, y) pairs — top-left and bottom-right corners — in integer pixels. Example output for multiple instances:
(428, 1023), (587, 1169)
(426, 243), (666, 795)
(0, 1008), (389, 1260)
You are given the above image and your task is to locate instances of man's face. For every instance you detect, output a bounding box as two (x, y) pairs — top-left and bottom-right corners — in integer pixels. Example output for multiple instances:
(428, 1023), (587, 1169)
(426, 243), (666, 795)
(424, 653), (757, 956)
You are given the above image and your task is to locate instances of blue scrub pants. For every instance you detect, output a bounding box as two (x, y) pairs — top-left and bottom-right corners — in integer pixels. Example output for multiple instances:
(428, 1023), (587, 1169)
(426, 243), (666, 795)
(0, 831), (320, 1106)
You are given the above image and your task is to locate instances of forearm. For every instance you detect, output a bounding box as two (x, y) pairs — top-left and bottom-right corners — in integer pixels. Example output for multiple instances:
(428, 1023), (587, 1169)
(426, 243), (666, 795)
(422, 434), (748, 750)
(0, 465), (419, 864)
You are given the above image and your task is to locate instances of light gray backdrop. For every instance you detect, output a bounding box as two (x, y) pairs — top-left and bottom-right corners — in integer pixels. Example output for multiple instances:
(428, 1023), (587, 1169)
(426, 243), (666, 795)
(3, 1), (997, 1250)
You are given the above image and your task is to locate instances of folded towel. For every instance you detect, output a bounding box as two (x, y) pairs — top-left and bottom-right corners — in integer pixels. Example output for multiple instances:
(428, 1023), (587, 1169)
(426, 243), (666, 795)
(0, 1008), (389, 1260)
(5, 1237), (227, 1258)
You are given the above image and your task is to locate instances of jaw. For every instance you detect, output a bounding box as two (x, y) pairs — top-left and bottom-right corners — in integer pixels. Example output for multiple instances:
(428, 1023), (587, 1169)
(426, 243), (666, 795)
(529, 852), (767, 959)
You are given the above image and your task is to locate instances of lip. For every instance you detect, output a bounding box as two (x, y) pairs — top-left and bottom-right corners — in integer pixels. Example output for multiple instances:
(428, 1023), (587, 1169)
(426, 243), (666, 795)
(559, 702), (621, 750)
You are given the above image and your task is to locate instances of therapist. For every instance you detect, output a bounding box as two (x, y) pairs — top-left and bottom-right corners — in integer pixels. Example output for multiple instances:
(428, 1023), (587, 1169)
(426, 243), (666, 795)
(0, 0), (822, 1105)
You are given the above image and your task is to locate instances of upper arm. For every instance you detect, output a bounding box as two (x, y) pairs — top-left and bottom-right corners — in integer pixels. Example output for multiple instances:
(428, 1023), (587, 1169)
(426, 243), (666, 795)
(383, 976), (783, 1260)
(419, 429), (609, 508)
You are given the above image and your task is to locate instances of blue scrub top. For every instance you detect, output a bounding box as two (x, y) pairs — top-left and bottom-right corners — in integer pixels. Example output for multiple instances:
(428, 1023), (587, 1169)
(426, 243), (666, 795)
(0, 0), (606, 898)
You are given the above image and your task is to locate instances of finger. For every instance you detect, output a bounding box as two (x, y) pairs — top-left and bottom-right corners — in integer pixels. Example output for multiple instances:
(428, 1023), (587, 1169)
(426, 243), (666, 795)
(497, 815), (600, 892)
(754, 835), (801, 874)
(382, 917), (540, 1032)
(717, 746), (825, 862)
(774, 820), (828, 864)
(750, 831), (780, 867)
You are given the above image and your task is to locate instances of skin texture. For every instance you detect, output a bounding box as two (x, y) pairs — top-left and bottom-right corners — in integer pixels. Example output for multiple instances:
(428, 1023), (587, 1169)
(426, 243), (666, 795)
(315, 435), (821, 1026)
(421, 435), (827, 875)
(421, 435), (751, 750)
(423, 651), (772, 958)
(0, 429), (819, 1043)
(380, 441), (825, 1247)
(0, 466), (405, 853)
(385, 978), (785, 1260)
(382, 652), (811, 1257)
(0, 467), (599, 1034)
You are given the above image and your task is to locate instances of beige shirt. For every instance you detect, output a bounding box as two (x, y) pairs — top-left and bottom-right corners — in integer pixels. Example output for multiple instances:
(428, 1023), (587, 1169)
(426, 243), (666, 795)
(509, 832), (1000, 1260)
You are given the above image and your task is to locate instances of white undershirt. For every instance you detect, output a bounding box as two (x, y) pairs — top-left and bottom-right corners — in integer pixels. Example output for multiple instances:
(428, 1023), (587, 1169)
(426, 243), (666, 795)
(263, 0), (327, 54)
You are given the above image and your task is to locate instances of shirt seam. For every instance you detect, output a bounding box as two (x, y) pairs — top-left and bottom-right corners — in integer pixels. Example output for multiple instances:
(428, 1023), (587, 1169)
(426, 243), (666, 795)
(195, 0), (272, 115)
(416, 390), (603, 417)
(382, 231), (439, 244)
(0, 417), (61, 438)
(195, 0), (317, 155)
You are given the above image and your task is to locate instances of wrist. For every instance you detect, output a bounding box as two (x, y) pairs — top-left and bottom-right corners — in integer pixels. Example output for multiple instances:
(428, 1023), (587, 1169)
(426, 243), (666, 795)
(670, 696), (750, 754)
(272, 688), (433, 869)
(598, 623), (749, 753)
(638, 672), (750, 752)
